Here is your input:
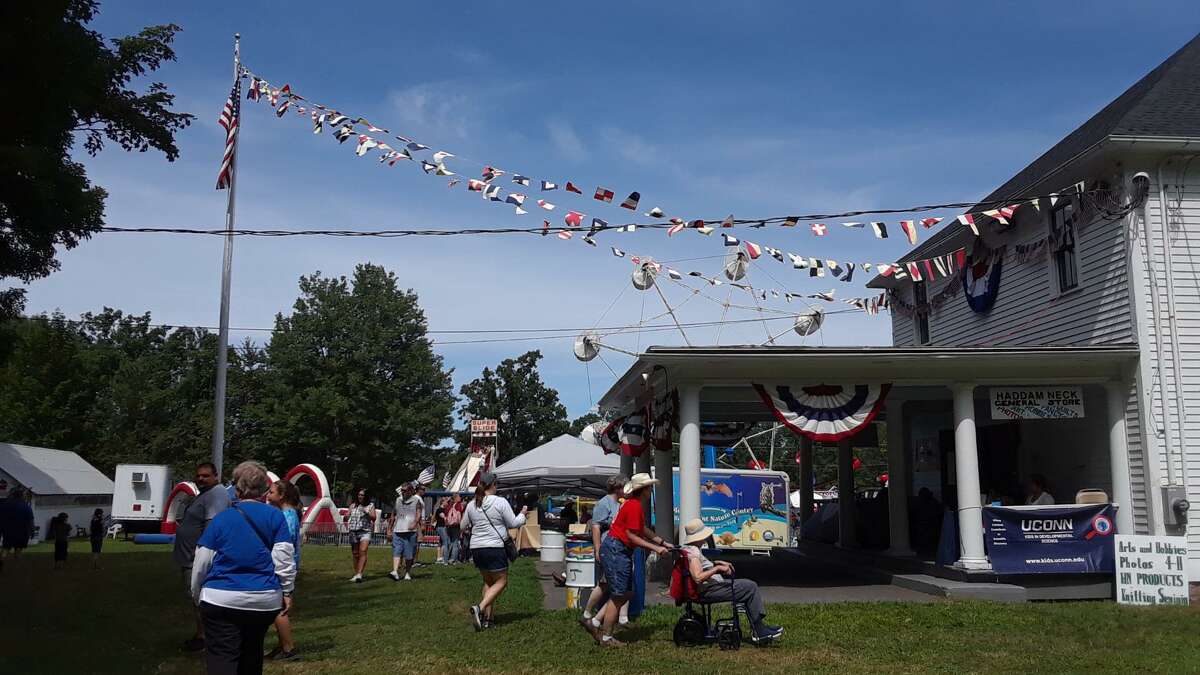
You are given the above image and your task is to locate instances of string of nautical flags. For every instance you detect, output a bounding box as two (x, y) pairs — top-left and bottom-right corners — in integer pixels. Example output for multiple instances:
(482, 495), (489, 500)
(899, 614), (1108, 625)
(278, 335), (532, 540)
(234, 67), (1094, 250)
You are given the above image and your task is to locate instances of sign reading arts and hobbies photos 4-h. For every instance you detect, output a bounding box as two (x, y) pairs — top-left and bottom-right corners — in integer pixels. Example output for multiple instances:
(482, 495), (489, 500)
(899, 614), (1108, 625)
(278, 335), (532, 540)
(989, 386), (1084, 420)
(1115, 535), (1190, 606)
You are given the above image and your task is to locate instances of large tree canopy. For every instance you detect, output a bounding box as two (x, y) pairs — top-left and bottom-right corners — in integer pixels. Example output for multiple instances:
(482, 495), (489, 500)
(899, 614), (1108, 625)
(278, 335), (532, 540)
(457, 350), (570, 459)
(250, 264), (456, 498)
(0, 1), (193, 318)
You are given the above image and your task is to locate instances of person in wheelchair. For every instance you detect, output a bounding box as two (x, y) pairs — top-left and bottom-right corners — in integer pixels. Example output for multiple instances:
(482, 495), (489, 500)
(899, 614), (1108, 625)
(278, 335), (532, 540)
(680, 519), (783, 644)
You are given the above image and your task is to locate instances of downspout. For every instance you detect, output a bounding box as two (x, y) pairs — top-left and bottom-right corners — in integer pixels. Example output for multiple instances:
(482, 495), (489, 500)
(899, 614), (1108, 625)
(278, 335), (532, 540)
(1141, 169), (1178, 485)
(1156, 158), (1194, 488)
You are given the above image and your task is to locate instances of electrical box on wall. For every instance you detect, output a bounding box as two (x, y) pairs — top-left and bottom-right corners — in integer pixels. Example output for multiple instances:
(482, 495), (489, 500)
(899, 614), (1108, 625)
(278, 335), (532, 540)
(1162, 485), (1190, 528)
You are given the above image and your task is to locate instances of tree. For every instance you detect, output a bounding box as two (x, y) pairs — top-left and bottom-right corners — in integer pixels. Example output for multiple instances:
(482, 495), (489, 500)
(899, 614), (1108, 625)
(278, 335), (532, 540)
(457, 350), (570, 459)
(0, 1), (193, 319)
(252, 265), (455, 498)
(568, 412), (602, 437)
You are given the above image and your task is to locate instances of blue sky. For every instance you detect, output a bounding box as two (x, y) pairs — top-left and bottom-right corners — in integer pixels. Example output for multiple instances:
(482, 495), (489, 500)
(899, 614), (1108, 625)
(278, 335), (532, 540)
(21, 1), (1200, 420)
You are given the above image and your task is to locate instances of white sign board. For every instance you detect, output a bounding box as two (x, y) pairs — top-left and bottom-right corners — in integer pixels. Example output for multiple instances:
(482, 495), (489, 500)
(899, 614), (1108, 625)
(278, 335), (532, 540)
(1114, 535), (1189, 606)
(989, 386), (1084, 420)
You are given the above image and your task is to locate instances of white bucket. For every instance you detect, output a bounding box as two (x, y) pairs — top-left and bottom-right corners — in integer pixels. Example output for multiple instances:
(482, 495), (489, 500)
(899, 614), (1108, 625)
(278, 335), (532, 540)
(540, 530), (566, 562)
(565, 556), (595, 588)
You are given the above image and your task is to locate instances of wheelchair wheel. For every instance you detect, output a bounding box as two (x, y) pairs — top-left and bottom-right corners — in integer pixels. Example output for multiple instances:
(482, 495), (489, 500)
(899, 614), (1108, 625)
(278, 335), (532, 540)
(673, 614), (707, 647)
(717, 624), (741, 651)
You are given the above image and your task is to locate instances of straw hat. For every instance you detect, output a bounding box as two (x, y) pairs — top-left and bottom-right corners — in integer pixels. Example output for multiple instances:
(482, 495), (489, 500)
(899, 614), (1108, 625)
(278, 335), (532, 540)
(682, 518), (714, 545)
(623, 472), (659, 496)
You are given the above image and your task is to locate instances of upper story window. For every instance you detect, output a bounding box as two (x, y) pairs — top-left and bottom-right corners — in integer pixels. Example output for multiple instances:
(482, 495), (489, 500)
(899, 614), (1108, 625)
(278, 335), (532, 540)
(1050, 200), (1079, 293)
(913, 282), (930, 345)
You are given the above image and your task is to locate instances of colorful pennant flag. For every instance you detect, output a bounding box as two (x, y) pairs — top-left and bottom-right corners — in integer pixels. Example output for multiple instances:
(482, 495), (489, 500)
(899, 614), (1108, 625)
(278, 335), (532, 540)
(557, 230), (573, 240)
(647, 207), (665, 218)
(783, 216), (799, 227)
(921, 217), (943, 228)
(620, 192), (640, 210)
(564, 211), (584, 227)
(541, 180), (558, 191)
(468, 179), (486, 192)
(871, 222), (888, 239)
(667, 221), (686, 236)
(810, 223), (828, 236)
(842, 222), (864, 229)
(594, 187), (614, 203)
(565, 181), (583, 194)
(899, 220), (918, 245)
(513, 174), (531, 186)
(721, 215), (735, 228)
(612, 247), (625, 257)
(745, 242), (763, 259)
(432, 150), (454, 163)
(722, 233), (740, 247)
(957, 213), (978, 235)
(537, 199), (555, 211)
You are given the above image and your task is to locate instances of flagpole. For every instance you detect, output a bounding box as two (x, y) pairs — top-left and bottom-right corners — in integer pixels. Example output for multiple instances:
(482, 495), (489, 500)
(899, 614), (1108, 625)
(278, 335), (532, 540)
(212, 33), (241, 477)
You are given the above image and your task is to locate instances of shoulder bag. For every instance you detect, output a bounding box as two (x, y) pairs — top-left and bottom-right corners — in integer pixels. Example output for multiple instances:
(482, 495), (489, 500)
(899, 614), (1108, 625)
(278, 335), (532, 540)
(482, 499), (520, 562)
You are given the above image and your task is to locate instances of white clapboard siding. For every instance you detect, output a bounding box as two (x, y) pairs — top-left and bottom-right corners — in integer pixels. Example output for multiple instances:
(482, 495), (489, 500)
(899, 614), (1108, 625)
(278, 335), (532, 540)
(1134, 163), (1200, 554)
(889, 186), (1150, 531)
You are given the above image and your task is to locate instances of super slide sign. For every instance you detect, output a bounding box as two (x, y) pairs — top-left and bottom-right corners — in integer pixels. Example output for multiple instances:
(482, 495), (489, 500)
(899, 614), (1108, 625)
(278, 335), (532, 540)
(1115, 535), (1190, 606)
(989, 386), (1084, 420)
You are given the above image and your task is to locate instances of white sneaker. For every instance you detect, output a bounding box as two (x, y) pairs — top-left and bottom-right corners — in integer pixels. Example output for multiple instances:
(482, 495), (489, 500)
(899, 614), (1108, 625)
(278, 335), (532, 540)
(350, 574), (362, 583)
(618, 616), (629, 626)
(403, 573), (412, 581)
(387, 571), (400, 581)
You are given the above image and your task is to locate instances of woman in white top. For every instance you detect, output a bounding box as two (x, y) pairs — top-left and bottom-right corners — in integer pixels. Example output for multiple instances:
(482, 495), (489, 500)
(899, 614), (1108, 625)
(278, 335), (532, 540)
(461, 471), (527, 631)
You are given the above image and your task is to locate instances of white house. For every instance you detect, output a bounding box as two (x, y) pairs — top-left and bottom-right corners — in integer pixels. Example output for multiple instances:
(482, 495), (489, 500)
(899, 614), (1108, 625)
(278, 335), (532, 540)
(0, 442), (114, 542)
(597, 31), (1200, 583)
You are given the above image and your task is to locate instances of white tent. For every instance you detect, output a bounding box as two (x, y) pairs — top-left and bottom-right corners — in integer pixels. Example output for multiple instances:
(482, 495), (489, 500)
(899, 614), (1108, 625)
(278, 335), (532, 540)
(494, 434), (621, 495)
(0, 442), (114, 542)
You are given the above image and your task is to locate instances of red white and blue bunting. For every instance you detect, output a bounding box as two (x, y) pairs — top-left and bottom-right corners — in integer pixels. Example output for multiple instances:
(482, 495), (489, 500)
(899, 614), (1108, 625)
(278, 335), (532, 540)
(754, 383), (892, 441)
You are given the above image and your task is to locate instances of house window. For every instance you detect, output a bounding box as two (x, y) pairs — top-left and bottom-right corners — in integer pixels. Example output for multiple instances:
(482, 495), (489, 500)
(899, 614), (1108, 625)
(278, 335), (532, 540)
(1050, 201), (1079, 293)
(913, 282), (930, 345)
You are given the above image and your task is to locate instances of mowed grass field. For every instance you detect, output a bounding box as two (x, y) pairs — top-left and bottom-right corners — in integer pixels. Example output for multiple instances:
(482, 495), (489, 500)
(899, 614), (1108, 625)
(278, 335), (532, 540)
(3, 539), (1200, 674)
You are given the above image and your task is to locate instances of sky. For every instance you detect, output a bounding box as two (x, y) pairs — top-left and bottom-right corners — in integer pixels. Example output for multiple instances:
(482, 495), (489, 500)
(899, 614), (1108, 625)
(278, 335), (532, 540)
(19, 1), (1200, 421)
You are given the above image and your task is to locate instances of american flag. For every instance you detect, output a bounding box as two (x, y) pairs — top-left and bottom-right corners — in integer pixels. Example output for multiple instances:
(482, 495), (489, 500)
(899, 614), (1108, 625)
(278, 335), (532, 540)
(441, 470), (452, 489)
(215, 76), (241, 190)
(417, 464), (436, 486)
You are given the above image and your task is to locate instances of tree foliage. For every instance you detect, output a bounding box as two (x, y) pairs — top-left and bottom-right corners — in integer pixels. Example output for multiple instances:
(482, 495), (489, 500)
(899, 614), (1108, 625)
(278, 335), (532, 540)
(457, 350), (570, 459)
(0, 265), (456, 494)
(249, 265), (456, 498)
(0, 1), (193, 318)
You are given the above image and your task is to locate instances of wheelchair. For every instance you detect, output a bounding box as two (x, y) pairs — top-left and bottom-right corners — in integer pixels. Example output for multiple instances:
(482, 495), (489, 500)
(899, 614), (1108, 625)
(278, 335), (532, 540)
(668, 548), (746, 650)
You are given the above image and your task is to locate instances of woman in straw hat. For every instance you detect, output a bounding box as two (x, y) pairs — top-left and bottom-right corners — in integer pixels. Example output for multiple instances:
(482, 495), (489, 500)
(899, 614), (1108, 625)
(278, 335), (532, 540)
(679, 518), (783, 644)
(588, 473), (672, 648)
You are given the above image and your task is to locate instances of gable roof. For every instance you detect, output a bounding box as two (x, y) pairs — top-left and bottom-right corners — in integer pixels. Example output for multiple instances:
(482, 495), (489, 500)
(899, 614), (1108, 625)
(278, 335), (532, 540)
(494, 434), (620, 475)
(872, 31), (1200, 280)
(0, 443), (114, 496)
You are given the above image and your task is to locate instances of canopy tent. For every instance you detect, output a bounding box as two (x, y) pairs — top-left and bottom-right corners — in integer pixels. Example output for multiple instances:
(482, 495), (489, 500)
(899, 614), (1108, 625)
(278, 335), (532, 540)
(493, 434), (621, 496)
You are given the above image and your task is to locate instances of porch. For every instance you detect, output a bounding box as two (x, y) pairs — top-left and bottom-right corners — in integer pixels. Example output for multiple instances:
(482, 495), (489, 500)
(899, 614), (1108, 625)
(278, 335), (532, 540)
(599, 345), (1140, 592)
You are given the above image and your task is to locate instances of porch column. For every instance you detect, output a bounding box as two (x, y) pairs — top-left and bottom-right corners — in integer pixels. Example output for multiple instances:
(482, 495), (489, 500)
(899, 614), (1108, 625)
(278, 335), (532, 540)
(837, 439), (858, 548)
(885, 400), (913, 556)
(1106, 381), (1136, 535)
(653, 447), (675, 541)
(798, 436), (815, 526)
(619, 454), (635, 479)
(677, 384), (702, 544)
(635, 450), (653, 521)
(951, 383), (989, 570)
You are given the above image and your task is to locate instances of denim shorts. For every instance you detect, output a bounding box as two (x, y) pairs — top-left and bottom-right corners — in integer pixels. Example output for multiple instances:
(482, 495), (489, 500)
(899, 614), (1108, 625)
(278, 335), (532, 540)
(472, 547), (509, 573)
(350, 529), (371, 544)
(392, 531), (417, 560)
(600, 536), (633, 596)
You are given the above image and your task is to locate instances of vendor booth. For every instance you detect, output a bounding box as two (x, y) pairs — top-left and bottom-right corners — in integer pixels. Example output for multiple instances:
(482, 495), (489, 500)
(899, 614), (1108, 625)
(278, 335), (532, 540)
(493, 434), (621, 496)
(597, 345), (1140, 591)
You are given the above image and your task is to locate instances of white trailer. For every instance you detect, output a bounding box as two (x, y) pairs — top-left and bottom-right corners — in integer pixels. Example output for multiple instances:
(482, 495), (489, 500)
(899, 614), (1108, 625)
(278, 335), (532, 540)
(112, 464), (172, 526)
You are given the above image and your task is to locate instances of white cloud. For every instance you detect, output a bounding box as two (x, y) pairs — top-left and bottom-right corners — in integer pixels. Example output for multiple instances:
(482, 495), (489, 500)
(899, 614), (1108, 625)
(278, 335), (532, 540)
(388, 82), (476, 140)
(546, 118), (586, 160)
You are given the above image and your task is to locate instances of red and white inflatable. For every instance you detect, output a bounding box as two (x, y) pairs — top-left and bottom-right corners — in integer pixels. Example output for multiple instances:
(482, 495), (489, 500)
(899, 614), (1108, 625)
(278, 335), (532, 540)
(160, 463), (341, 536)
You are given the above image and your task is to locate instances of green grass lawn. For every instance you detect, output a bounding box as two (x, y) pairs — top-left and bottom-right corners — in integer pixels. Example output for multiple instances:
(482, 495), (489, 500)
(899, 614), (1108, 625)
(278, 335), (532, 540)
(3, 539), (1200, 674)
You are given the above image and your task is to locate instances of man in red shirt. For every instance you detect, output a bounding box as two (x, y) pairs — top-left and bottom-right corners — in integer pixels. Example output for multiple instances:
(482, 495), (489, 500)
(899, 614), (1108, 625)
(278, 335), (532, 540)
(591, 473), (671, 647)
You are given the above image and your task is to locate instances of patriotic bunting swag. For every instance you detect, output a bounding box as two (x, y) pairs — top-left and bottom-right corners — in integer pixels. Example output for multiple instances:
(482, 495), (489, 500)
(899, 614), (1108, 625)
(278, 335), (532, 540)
(962, 244), (1005, 314)
(754, 383), (892, 441)
(617, 408), (650, 457)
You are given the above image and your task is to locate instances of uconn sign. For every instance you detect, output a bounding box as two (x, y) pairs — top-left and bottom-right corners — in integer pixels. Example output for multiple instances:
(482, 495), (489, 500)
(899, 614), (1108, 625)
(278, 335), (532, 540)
(1022, 518), (1073, 532)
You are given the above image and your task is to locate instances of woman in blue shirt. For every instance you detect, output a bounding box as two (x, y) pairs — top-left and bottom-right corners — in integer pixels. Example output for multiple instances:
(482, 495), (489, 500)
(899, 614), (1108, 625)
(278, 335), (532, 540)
(266, 479), (303, 661)
(190, 462), (295, 675)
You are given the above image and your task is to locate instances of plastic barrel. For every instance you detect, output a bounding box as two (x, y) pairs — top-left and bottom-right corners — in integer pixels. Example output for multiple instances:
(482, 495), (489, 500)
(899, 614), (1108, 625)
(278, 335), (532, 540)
(540, 530), (566, 562)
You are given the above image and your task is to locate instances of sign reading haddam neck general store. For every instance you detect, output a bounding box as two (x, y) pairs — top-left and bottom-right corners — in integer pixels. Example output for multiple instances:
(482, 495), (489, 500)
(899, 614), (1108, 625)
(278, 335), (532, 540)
(989, 386), (1084, 420)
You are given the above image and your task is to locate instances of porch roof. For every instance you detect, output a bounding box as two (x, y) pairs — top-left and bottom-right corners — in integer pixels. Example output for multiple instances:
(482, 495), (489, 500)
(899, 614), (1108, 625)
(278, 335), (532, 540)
(598, 344), (1139, 414)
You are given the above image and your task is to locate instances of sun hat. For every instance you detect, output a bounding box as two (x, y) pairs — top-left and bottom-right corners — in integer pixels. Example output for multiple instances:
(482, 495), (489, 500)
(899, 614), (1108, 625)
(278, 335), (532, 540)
(682, 518), (714, 545)
(623, 472), (659, 496)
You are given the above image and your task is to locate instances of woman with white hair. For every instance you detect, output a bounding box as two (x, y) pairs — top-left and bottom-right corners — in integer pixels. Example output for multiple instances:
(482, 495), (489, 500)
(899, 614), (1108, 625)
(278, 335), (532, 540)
(679, 518), (782, 644)
(190, 461), (296, 675)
